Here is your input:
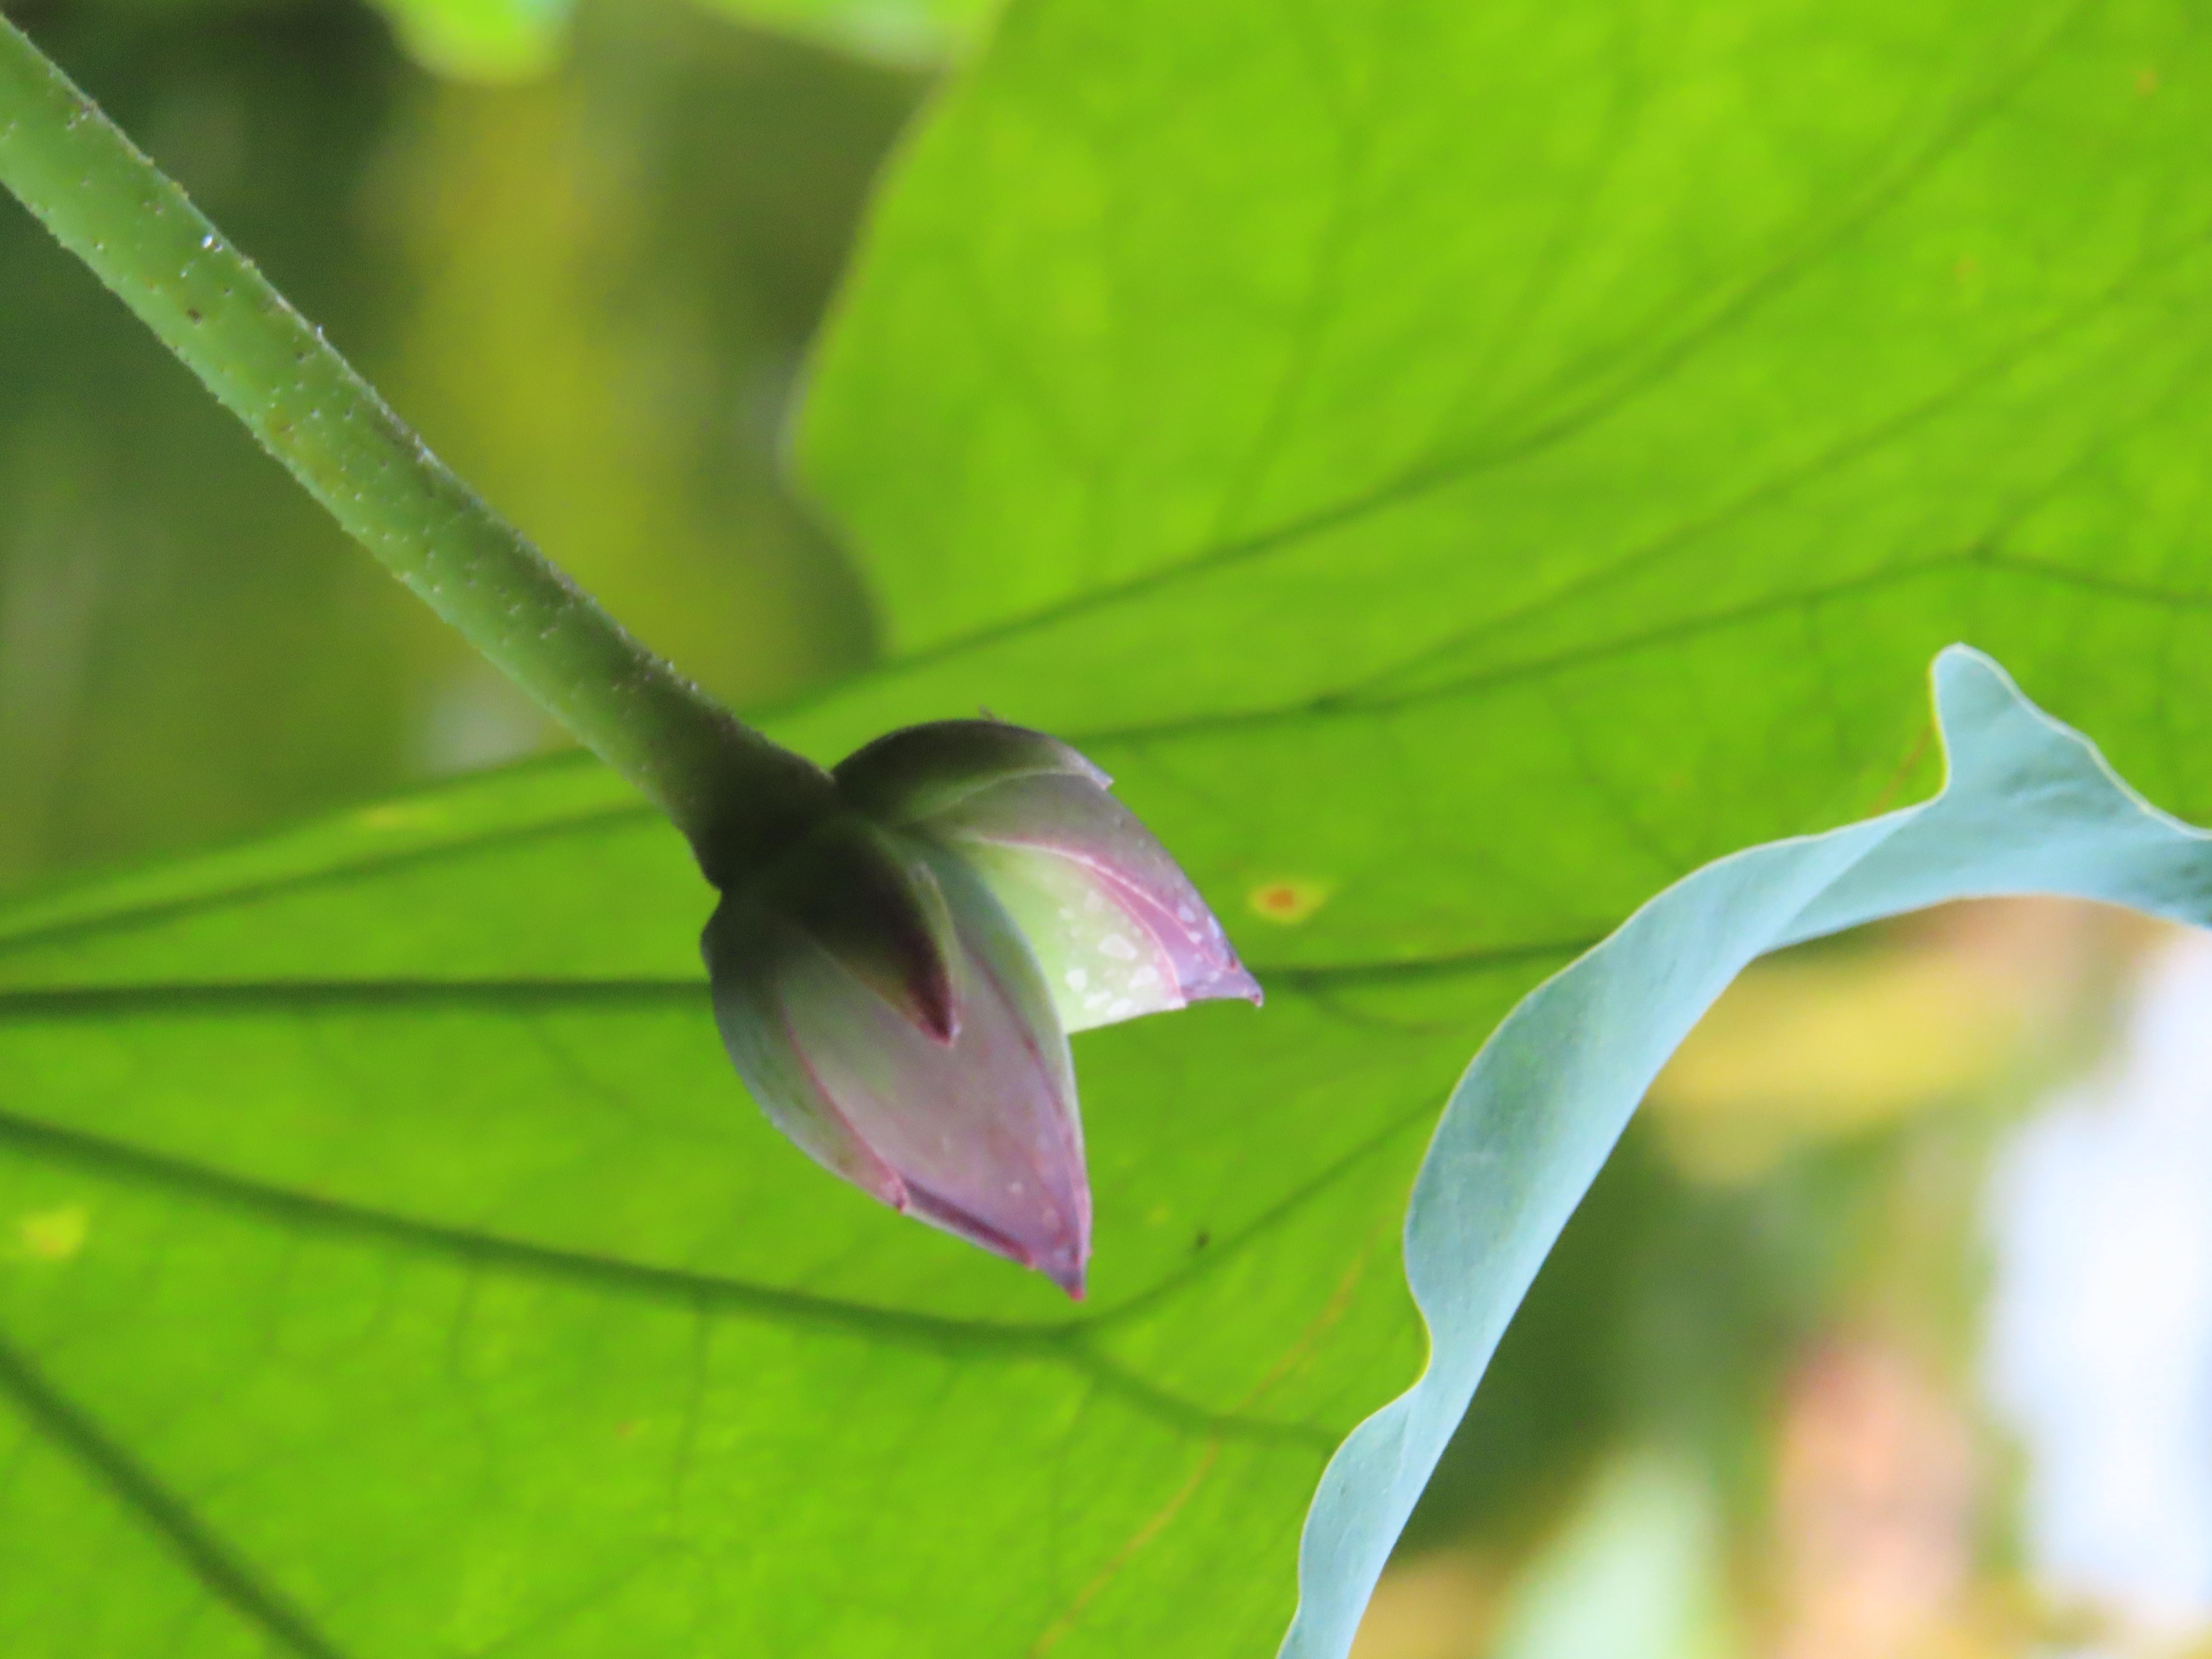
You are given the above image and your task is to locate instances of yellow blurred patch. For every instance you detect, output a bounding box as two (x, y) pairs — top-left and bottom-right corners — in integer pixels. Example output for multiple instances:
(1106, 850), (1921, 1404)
(1649, 899), (2124, 1182)
(358, 802), (441, 832)
(1351, 1549), (1498, 1659)
(12, 1204), (88, 1263)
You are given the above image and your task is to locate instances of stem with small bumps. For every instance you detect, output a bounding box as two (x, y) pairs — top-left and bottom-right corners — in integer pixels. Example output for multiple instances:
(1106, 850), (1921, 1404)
(0, 12), (830, 871)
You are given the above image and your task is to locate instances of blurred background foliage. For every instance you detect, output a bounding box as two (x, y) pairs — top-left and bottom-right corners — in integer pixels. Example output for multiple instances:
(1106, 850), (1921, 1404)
(0, 0), (910, 889)
(1, 0), (2203, 1654)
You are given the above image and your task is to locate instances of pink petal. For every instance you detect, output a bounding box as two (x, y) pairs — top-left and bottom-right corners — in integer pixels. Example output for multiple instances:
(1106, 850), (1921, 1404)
(703, 854), (1091, 1297)
(926, 772), (1263, 1033)
(703, 902), (909, 1211)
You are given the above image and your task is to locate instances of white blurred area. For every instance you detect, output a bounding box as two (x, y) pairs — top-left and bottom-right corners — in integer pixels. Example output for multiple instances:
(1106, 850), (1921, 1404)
(1355, 904), (2212, 1659)
(1986, 926), (2212, 1657)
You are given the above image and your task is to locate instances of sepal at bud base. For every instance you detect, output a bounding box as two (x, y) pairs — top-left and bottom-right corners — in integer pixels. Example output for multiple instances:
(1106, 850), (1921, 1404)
(836, 719), (1108, 825)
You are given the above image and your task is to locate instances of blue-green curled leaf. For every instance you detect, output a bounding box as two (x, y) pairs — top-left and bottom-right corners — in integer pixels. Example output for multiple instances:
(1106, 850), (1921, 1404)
(1282, 645), (2212, 1658)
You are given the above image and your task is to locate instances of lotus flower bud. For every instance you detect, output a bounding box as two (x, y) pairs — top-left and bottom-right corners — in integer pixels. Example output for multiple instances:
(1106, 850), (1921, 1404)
(701, 719), (1260, 1298)
(835, 722), (1263, 1032)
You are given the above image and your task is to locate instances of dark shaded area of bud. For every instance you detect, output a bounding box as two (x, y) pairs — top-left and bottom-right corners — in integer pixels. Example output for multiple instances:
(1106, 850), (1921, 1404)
(765, 819), (962, 1045)
(835, 718), (1109, 826)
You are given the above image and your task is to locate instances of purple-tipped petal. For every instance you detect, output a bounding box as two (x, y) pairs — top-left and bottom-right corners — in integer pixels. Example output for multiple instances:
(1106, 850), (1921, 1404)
(917, 770), (1262, 1034)
(702, 844), (1091, 1297)
(702, 900), (910, 1210)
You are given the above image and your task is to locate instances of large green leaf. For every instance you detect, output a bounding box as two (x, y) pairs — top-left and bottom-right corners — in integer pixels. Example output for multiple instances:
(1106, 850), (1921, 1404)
(798, 0), (2212, 857)
(0, 749), (1461, 1656)
(6, 0), (2212, 1656)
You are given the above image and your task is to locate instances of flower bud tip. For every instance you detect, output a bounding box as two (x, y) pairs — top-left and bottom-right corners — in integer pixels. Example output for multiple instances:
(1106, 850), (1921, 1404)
(910, 981), (960, 1046)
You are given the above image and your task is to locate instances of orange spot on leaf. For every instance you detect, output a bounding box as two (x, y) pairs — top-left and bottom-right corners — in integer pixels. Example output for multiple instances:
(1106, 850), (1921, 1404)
(1248, 878), (1332, 924)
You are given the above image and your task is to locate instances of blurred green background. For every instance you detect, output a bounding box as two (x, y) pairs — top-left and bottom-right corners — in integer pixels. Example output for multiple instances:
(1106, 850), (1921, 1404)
(3, 2), (2206, 1656)
(0, 0), (907, 891)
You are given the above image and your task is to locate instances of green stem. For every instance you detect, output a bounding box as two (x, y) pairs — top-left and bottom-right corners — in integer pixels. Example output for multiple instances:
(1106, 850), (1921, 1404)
(0, 12), (830, 875)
